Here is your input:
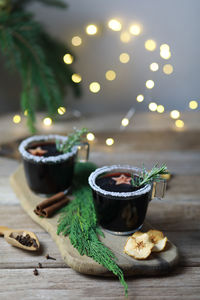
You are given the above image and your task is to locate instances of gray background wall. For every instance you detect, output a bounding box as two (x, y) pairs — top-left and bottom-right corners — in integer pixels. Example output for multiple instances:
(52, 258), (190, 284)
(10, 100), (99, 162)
(0, 0), (199, 115)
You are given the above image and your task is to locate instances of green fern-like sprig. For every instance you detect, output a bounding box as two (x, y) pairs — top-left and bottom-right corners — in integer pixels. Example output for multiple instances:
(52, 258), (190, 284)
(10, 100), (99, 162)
(57, 162), (128, 297)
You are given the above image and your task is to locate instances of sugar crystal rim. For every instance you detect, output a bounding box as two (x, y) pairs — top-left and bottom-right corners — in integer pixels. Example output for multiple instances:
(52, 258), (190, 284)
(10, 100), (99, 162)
(88, 165), (151, 198)
(18, 134), (77, 163)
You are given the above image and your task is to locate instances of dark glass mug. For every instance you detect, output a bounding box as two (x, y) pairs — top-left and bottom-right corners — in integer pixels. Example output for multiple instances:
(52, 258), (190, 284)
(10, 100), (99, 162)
(19, 134), (89, 195)
(88, 165), (166, 235)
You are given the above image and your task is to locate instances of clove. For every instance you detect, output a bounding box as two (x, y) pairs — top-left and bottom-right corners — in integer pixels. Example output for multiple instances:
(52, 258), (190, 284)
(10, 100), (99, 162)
(45, 254), (56, 261)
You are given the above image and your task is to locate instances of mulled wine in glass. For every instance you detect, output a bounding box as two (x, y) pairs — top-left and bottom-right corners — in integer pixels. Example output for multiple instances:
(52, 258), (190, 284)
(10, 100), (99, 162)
(89, 165), (164, 235)
(19, 135), (89, 195)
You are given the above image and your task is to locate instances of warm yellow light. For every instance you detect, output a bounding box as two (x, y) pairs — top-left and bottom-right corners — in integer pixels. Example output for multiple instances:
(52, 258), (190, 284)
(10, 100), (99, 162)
(163, 64), (173, 74)
(160, 44), (170, 51)
(157, 105), (165, 113)
(120, 31), (131, 43)
(149, 102), (157, 111)
(108, 19), (122, 31)
(146, 80), (155, 89)
(89, 82), (101, 93)
(160, 49), (171, 59)
(24, 110), (28, 116)
(129, 24), (141, 36)
(13, 115), (21, 124)
(63, 53), (73, 64)
(87, 132), (95, 141)
(121, 118), (129, 127)
(106, 138), (114, 146)
(170, 110), (180, 119)
(150, 62), (159, 72)
(86, 24), (98, 35)
(136, 94), (144, 102)
(175, 119), (184, 128)
(119, 53), (130, 63)
(71, 73), (82, 83)
(105, 70), (116, 81)
(57, 106), (66, 115)
(145, 39), (156, 51)
(71, 36), (82, 46)
(43, 117), (52, 126)
(189, 100), (198, 110)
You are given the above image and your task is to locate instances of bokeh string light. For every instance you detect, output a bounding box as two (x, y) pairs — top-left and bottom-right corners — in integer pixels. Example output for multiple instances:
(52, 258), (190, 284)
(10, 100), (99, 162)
(170, 110), (180, 119)
(87, 132), (95, 141)
(129, 24), (141, 36)
(86, 24), (98, 35)
(108, 19), (122, 31)
(89, 82), (101, 93)
(63, 53), (73, 64)
(57, 106), (66, 115)
(189, 100), (198, 110)
(43, 117), (52, 126)
(150, 62), (159, 72)
(106, 138), (114, 146)
(72, 73), (82, 83)
(71, 36), (82, 46)
(13, 18), (198, 141)
(119, 52), (130, 63)
(105, 70), (116, 81)
(136, 94), (144, 102)
(13, 115), (21, 124)
(145, 39), (156, 51)
(146, 80), (155, 89)
(175, 119), (184, 128)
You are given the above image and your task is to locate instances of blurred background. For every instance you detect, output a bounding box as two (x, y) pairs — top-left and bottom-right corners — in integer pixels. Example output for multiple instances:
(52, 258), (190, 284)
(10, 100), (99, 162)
(0, 0), (199, 116)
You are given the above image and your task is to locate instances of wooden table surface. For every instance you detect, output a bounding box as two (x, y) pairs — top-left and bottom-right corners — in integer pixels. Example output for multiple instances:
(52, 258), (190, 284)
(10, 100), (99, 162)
(0, 112), (200, 300)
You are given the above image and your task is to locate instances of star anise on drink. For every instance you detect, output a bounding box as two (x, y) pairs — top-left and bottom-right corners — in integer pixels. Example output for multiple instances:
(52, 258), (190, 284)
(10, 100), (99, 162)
(28, 147), (48, 156)
(112, 174), (132, 185)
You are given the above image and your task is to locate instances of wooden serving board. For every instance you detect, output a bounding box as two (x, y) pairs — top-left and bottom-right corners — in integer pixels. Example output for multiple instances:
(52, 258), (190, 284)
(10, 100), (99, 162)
(10, 165), (179, 277)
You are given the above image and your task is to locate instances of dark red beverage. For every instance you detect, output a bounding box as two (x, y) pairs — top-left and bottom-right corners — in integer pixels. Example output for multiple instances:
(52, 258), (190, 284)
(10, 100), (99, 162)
(89, 166), (152, 235)
(19, 135), (78, 195)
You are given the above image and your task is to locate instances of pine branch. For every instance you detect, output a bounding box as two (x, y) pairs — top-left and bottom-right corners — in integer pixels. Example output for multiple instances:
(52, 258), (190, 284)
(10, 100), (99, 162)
(57, 162), (128, 297)
(0, 4), (81, 132)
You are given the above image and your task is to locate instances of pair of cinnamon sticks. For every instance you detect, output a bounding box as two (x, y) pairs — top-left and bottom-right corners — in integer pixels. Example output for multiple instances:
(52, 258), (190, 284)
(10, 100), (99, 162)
(34, 192), (69, 218)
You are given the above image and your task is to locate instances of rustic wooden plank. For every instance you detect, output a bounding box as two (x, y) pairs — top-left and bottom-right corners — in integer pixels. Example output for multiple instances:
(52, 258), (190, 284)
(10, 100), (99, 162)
(0, 232), (67, 269)
(0, 230), (199, 269)
(0, 267), (199, 300)
(147, 201), (200, 231)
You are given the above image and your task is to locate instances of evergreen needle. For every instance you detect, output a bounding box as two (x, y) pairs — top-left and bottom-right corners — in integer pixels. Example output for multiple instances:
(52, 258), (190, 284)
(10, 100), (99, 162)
(132, 163), (168, 187)
(57, 162), (128, 296)
(56, 128), (88, 153)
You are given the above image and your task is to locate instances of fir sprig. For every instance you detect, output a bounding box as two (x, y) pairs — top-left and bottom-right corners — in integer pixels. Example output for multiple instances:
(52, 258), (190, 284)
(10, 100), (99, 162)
(132, 163), (168, 187)
(0, 1), (81, 132)
(56, 128), (88, 153)
(57, 162), (128, 297)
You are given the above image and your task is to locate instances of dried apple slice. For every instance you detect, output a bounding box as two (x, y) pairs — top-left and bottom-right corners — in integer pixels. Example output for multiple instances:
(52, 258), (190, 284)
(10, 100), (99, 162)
(147, 229), (168, 252)
(124, 233), (154, 260)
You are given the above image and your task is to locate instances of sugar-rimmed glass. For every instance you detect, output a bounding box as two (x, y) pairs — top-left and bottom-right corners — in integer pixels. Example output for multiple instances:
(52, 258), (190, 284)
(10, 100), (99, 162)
(88, 165), (164, 235)
(19, 134), (89, 195)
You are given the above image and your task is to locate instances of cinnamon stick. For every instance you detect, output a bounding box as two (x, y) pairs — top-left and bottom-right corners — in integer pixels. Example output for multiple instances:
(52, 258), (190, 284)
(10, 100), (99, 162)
(40, 197), (69, 218)
(36, 192), (66, 211)
(34, 191), (69, 218)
